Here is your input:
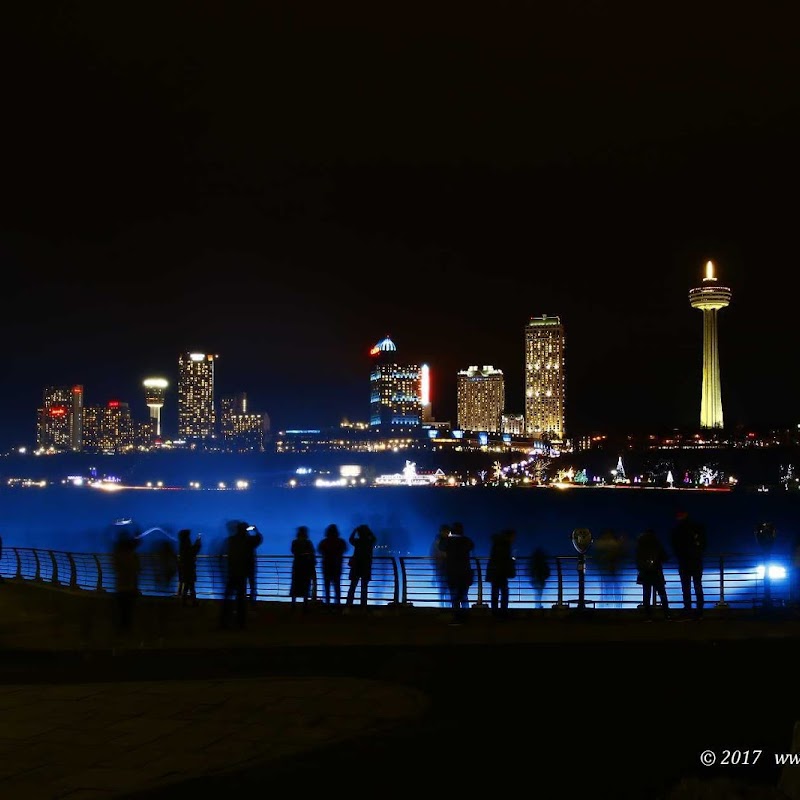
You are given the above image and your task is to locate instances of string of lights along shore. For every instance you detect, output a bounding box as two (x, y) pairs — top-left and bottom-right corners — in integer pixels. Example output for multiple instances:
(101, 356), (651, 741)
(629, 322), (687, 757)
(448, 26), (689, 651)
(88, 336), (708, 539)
(689, 261), (732, 430)
(32, 262), (723, 454)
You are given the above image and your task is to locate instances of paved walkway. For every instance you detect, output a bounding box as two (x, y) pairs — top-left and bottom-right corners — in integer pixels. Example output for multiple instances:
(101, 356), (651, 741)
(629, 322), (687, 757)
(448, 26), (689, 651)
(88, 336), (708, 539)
(3, 581), (800, 799)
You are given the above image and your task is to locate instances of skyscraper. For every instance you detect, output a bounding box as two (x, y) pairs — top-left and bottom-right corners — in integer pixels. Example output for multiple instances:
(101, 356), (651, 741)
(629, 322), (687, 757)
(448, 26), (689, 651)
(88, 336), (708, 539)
(369, 336), (422, 433)
(689, 260), (731, 430)
(177, 352), (218, 446)
(524, 315), (565, 441)
(36, 385), (83, 453)
(456, 365), (504, 433)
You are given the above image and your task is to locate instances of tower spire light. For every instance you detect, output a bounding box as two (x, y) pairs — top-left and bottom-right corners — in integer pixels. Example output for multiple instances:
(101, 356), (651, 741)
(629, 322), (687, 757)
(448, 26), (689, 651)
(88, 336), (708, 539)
(689, 260), (732, 430)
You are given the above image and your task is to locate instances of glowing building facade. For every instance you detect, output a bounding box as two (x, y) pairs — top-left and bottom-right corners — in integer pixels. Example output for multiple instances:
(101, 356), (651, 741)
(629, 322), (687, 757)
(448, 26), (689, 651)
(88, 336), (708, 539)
(689, 260), (731, 430)
(177, 352), (218, 445)
(524, 315), (565, 441)
(219, 392), (267, 453)
(369, 336), (422, 432)
(36, 385), (84, 452)
(82, 400), (134, 454)
(456, 365), (504, 433)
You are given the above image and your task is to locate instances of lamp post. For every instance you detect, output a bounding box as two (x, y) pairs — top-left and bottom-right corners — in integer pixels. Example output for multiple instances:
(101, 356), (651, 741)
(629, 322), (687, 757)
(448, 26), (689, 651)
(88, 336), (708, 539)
(572, 528), (593, 612)
(755, 522), (777, 610)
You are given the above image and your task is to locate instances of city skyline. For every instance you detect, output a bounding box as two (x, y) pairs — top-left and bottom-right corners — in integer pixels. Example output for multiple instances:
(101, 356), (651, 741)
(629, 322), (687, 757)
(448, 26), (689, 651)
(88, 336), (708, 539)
(2, 4), (799, 450)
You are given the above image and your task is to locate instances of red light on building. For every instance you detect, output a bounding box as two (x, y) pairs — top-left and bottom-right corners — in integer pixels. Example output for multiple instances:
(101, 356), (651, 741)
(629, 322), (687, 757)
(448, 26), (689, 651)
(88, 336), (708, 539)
(108, 400), (120, 408)
(369, 346), (380, 356)
(49, 406), (67, 417)
(72, 386), (83, 394)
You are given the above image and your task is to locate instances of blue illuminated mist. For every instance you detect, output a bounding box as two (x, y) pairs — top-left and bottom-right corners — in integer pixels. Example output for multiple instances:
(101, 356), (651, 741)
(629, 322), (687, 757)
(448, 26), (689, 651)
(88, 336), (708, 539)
(1, 483), (798, 559)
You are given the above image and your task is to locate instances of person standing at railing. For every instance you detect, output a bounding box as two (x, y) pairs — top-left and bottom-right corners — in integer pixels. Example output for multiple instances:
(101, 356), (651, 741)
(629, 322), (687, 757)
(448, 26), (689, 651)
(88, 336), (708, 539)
(635, 529), (671, 621)
(318, 523), (347, 606)
(438, 521), (475, 625)
(245, 523), (264, 604)
(529, 546), (551, 609)
(431, 523), (451, 608)
(177, 529), (202, 607)
(112, 531), (141, 634)
(346, 524), (377, 608)
(791, 533), (800, 607)
(485, 528), (516, 620)
(220, 522), (257, 630)
(289, 526), (316, 612)
(671, 510), (706, 620)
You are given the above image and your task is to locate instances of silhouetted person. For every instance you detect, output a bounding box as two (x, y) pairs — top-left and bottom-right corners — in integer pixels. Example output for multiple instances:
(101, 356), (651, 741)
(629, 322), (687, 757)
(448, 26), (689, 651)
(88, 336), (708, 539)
(431, 523), (451, 607)
(593, 528), (624, 608)
(154, 538), (178, 593)
(485, 528), (516, 619)
(792, 533), (800, 606)
(439, 521), (475, 624)
(245, 524), (264, 603)
(671, 510), (707, 619)
(178, 529), (202, 606)
(112, 531), (141, 634)
(290, 526), (316, 610)
(220, 521), (258, 629)
(530, 547), (551, 609)
(346, 524), (377, 608)
(636, 529), (671, 621)
(318, 523), (347, 606)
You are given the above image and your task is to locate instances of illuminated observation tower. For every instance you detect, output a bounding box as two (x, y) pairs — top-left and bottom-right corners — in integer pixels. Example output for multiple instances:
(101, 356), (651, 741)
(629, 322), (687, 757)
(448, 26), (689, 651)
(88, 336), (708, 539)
(143, 377), (168, 437)
(689, 260), (731, 430)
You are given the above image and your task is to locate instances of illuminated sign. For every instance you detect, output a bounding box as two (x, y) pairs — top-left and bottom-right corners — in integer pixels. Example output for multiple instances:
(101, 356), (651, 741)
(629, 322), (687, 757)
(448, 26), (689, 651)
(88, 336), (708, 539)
(420, 364), (430, 405)
(108, 400), (120, 408)
(49, 406), (68, 417)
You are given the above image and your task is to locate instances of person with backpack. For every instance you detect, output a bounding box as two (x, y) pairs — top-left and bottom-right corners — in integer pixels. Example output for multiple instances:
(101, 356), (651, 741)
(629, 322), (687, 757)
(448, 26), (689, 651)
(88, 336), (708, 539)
(671, 510), (707, 620)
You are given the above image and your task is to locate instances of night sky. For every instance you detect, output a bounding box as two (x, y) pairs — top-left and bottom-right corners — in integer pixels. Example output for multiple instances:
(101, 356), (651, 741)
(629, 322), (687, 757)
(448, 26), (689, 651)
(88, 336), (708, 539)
(2, 3), (799, 450)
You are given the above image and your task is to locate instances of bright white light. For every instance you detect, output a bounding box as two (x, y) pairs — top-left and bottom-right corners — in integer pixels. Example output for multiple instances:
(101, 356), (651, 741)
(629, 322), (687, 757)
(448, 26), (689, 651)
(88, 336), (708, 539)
(218, 482), (226, 489)
(755, 565), (787, 580)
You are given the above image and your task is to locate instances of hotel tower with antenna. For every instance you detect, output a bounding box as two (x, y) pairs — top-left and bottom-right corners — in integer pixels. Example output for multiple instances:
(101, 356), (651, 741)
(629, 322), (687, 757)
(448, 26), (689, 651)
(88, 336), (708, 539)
(689, 260), (732, 430)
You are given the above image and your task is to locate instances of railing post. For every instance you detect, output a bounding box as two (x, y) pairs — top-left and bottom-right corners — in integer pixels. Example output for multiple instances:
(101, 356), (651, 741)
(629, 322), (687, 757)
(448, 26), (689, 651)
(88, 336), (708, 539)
(554, 557), (568, 608)
(67, 553), (78, 590)
(50, 550), (60, 586)
(715, 554), (729, 608)
(472, 556), (488, 607)
(386, 557), (402, 606)
(397, 557), (412, 605)
(13, 547), (22, 579)
(93, 554), (104, 592)
(33, 549), (41, 581)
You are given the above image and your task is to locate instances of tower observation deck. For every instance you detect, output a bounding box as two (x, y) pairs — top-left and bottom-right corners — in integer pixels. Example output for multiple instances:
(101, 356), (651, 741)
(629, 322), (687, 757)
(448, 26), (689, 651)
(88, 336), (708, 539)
(143, 377), (168, 437)
(689, 261), (731, 430)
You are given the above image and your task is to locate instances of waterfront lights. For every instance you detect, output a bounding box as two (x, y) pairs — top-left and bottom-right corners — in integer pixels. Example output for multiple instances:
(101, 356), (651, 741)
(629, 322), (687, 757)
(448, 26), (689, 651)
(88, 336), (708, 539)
(755, 565), (786, 581)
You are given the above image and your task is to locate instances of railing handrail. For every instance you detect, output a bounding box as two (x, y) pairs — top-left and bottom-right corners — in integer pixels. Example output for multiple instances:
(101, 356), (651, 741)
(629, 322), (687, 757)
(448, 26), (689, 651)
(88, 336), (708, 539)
(1, 547), (793, 610)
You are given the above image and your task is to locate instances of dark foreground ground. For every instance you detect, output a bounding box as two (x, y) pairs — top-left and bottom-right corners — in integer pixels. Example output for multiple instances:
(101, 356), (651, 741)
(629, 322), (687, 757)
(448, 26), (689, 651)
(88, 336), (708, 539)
(2, 582), (800, 799)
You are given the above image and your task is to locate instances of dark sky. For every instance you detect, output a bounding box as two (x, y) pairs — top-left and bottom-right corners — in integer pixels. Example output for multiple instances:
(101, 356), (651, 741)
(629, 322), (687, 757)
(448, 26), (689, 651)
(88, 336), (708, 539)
(2, 2), (799, 449)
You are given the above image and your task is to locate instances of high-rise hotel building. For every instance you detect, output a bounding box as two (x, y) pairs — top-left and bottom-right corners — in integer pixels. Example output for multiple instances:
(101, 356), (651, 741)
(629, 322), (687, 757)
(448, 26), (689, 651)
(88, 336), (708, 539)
(177, 352), (218, 445)
(36, 385), (84, 453)
(457, 365), (504, 433)
(524, 315), (565, 441)
(369, 336), (422, 433)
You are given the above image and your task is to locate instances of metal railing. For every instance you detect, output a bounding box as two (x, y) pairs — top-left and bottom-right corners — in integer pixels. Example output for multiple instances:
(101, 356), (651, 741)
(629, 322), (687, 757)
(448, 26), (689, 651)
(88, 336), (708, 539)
(0, 547), (793, 610)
